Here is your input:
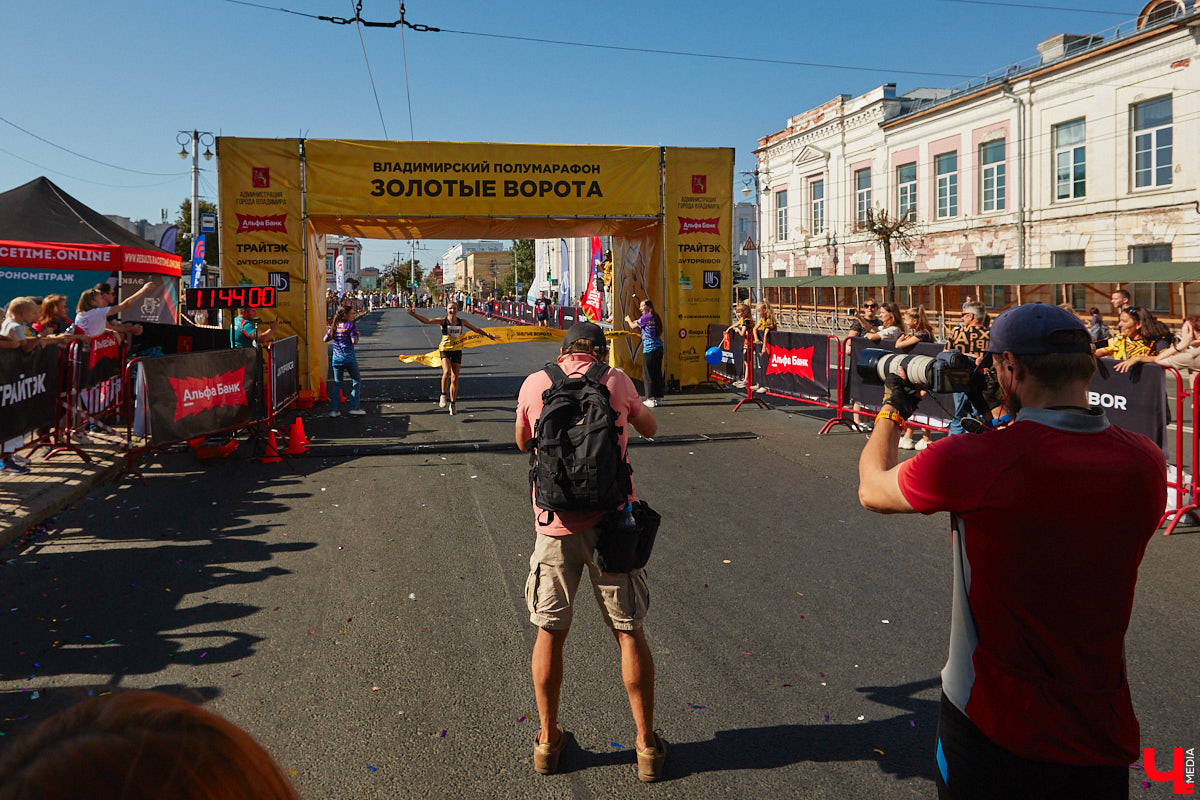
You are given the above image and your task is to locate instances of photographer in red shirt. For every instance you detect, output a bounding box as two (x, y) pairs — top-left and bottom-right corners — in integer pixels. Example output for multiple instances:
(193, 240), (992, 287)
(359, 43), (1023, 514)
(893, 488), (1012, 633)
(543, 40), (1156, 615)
(858, 303), (1166, 799)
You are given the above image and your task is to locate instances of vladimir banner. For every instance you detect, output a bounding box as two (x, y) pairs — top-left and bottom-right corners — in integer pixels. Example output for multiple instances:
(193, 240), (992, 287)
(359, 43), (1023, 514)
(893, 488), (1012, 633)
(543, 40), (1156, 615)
(217, 138), (325, 393)
(0, 345), (60, 441)
(304, 141), (661, 225)
(141, 347), (260, 445)
(661, 147), (734, 387)
(397, 326), (636, 368)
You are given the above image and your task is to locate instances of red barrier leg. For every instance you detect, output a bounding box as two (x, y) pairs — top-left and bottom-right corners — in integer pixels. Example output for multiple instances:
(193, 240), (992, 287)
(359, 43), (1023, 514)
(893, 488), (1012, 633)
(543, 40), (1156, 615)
(733, 336), (769, 412)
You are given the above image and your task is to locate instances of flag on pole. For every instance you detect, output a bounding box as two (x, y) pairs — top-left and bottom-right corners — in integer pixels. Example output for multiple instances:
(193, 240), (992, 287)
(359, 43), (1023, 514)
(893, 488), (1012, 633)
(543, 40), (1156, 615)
(559, 238), (570, 304)
(335, 254), (346, 293)
(581, 236), (603, 321)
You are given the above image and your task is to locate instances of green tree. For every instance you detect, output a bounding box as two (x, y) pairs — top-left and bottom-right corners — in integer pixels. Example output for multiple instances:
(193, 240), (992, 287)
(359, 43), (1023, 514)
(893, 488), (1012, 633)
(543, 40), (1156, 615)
(510, 239), (535, 296)
(857, 207), (921, 304)
(175, 198), (219, 262)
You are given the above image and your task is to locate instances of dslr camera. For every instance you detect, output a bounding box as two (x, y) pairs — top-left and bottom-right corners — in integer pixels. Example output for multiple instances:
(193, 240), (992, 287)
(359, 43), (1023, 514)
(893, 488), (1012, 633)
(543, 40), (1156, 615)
(856, 348), (984, 394)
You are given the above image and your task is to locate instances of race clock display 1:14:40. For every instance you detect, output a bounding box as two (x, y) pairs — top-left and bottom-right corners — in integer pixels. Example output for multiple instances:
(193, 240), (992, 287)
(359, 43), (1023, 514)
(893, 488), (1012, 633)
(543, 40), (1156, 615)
(185, 286), (278, 310)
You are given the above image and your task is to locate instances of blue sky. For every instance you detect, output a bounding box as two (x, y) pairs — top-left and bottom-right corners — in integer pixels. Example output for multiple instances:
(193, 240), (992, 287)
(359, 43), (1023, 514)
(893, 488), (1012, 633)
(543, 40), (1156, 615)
(0, 0), (1141, 271)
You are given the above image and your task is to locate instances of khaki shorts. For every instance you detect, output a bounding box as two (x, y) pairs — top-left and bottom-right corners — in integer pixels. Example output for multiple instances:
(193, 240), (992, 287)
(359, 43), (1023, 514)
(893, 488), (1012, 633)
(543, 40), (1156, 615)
(525, 527), (649, 632)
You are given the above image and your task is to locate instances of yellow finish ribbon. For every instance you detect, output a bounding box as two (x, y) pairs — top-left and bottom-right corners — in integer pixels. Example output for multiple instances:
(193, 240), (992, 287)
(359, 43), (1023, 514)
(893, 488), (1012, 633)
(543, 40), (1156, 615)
(397, 325), (637, 368)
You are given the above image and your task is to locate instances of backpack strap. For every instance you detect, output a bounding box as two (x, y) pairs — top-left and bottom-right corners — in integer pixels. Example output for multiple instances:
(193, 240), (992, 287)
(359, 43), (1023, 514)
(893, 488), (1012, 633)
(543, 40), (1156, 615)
(582, 360), (609, 384)
(543, 362), (567, 386)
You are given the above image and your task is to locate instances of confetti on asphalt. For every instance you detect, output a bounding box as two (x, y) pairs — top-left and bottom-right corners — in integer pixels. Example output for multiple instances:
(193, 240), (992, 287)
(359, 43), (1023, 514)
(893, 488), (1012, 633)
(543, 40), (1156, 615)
(687, 704), (707, 710)
(722, 559), (731, 564)
(610, 742), (624, 748)
(857, 715), (865, 721)
(781, 684), (792, 688)
(288, 769), (298, 776)
(439, 730), (447, 738)
(231, 673), (243, 678)
(1142, 782), (1151, 789)
(824, 715), (830, 722)
(874, 748), (885, 755)
(910, 721), (916, 728)
(518, 714), (527, 722)
(882, 619), (890, 624)
(367, 765), (377, 772)
(199, 652), (207, 659)
(372, 686), (381, 692)
(409, 593), (416, 600)
(741, 651), (752, 655)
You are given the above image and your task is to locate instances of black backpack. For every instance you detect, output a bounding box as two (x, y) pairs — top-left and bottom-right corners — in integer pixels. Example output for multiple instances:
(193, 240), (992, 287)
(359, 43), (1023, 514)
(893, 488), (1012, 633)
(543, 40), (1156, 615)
(528, 361), (632, 521)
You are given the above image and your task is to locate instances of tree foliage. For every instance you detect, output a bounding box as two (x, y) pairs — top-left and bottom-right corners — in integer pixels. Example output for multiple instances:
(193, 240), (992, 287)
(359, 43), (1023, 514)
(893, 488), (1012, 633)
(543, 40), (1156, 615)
(856, 207), (921, 304)
(175, 199), (219, 262)
(511, 239), (535, 295)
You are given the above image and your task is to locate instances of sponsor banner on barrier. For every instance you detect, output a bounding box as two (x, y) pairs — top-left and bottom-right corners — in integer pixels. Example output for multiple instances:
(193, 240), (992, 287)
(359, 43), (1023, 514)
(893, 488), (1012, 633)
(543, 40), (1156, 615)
(1092, 359), (1166, 446)
(706, 324), (743, 382)
(0, 345), (61, 442)
(303, 140), (662, 221)
(142, 347), (260, 445)
(756, 331), (830, 398)
(79, 333), (123, 390)
(272, 335), (300, 411)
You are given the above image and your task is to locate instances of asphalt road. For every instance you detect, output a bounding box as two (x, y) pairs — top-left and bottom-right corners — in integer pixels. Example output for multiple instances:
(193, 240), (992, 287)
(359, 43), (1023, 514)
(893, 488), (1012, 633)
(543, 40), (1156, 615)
(1, 307), (1197, 798)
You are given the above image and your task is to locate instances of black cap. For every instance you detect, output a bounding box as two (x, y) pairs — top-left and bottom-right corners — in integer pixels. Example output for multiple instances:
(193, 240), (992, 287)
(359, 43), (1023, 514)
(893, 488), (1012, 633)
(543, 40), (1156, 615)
(562, 321), (607, 353)
(987, 303), (1093, 355)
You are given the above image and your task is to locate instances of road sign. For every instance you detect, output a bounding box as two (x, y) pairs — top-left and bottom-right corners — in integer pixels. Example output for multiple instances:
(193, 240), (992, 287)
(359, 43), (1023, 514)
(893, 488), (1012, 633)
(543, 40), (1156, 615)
(200, 213), (217, 234)
(742, 236), (757, 251)
(515, 282), (525, 292)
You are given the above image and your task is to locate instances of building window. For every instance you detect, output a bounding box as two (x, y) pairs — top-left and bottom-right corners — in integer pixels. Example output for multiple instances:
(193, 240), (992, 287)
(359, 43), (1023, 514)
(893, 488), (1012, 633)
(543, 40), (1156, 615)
(1051, 250), (1085, 268)
(896, 261), (915, 273)
(326, 254), (335, 273)
(1130, 244), (1171, 311)
(1133, 96), (1172, 188)
(808, 267), (822, 277)
(897, 163), (917, 220)
(738, 218), (748, 238)
(978, 255), (1006, 307)
(1053, 119), (1086, 200)
(979, 140), (1006, 212)
(775, 190), (788, 241)
(774, 269), (787, 278)
(852, 264), (869, 275)
(936, 152), (958, 218)
(854, 168), (872, 224)
(810, 180), (825, 234)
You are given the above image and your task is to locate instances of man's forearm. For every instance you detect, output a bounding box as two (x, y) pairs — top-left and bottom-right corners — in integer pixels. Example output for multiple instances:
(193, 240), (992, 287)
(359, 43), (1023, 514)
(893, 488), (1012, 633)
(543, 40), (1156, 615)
(857, 406), (905, 512)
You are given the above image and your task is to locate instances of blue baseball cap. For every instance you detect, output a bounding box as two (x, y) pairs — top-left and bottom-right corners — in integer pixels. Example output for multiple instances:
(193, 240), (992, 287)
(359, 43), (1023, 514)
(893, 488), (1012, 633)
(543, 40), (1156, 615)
(987, 303), (1093, 355)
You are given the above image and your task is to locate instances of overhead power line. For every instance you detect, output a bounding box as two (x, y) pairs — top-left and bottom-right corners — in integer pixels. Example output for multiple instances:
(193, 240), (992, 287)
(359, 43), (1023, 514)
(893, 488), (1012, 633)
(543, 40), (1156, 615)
(0, 114), (190, 177)
(937, 0), (1129, 15)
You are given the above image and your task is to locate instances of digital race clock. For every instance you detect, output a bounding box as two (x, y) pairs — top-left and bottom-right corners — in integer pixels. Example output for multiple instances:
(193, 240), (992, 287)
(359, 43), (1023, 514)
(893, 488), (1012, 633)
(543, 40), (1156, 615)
(186, 286), (278, 310)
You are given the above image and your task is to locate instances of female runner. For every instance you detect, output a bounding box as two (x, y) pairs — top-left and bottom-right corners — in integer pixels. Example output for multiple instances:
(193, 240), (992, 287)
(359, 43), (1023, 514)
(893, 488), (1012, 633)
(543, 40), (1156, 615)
(409, 301), (496, 415)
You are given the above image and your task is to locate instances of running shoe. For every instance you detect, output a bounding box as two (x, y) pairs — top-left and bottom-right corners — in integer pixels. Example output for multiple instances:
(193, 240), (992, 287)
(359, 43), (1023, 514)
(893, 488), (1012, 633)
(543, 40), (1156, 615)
(329, 410), (341, 418)
(2, 457), (30, 475)
(915, 438), (930, 451)
(348, 409), (366, 416)
(636, 732), (667, 782)
(643, 399), (655, 408)
(439, 394), (447, 408)
(10, 454), (30, 466)
(448, 402), (456, 416)
(898, 438), (916, 450)
(74, 433), (94, 445)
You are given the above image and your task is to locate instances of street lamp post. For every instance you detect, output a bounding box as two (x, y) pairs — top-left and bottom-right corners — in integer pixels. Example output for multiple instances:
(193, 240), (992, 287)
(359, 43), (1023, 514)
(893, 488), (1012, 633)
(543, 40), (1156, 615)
(740, 166), (764, 304)
(177, 130), (214, 285)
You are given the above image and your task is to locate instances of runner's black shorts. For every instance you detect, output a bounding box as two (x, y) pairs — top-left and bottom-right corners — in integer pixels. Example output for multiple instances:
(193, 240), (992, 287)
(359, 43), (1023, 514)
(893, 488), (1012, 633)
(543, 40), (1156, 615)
(440, 349), (462, 365)
(935, 692), (1127, 799)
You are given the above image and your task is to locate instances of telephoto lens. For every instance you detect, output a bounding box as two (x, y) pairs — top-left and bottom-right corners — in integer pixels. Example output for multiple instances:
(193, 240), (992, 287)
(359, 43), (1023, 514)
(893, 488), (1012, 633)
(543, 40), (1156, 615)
(857, 348), (938, 388)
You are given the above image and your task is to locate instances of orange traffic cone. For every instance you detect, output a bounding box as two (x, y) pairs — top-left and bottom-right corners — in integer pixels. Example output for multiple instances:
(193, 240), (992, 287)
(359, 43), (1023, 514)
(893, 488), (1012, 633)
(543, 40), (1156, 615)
(317, 382), (329, 403)
(260, 430), (283, 463)
(294, 416), (312, 446)
(284, 418), (309, 455)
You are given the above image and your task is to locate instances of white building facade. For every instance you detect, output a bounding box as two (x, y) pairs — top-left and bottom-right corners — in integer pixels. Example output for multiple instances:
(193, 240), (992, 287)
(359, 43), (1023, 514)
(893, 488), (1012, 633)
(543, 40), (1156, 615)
(325, 235), (362, 290)
(755, 0), (1199, 314)
(439, 241), (507, 288)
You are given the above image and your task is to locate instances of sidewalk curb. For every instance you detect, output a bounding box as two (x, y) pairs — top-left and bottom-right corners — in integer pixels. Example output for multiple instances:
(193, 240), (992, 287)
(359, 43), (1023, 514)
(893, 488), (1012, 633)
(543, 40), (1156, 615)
(0, 451), (126, 552)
